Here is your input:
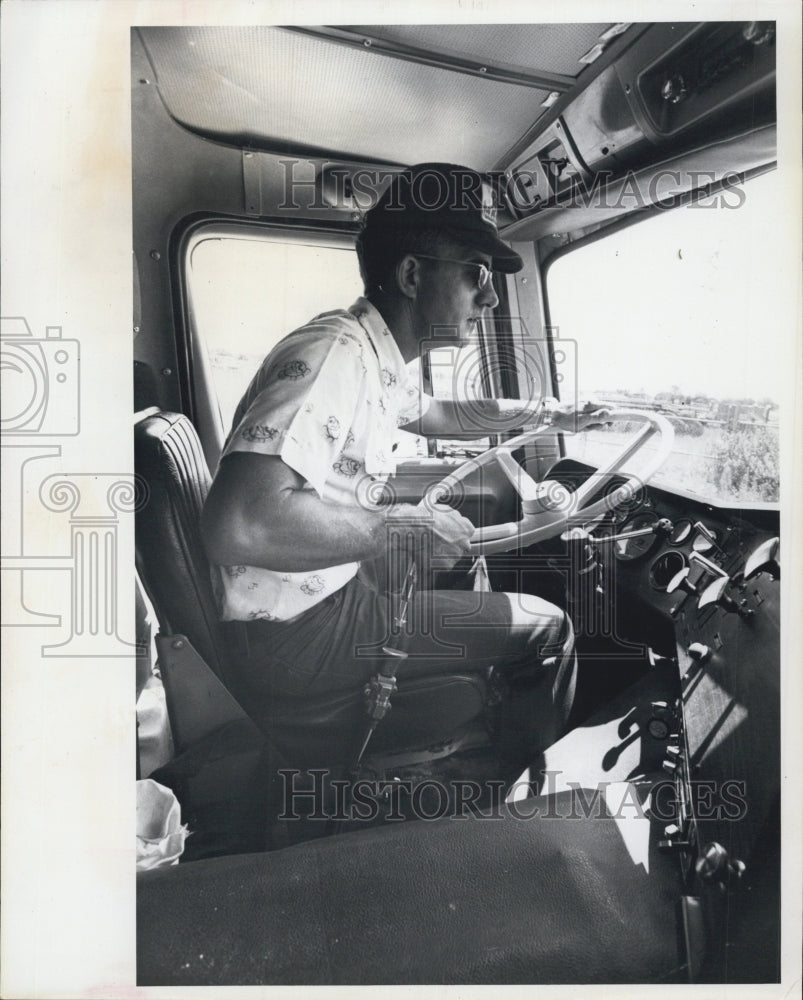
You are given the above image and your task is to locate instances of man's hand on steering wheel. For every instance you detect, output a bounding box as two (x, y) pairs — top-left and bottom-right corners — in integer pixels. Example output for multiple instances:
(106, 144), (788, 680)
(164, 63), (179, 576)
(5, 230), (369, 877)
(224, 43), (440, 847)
(385, 501), (474, 571)
(550, 400), (613, 434)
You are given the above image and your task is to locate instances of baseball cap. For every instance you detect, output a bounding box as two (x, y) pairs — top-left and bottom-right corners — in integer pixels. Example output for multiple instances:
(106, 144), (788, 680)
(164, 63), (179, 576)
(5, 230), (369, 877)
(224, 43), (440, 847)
(363, 162), (523, 274)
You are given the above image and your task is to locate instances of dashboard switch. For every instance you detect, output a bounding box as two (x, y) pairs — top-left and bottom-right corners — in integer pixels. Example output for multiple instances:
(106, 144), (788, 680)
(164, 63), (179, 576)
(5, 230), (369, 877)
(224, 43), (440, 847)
(697, 576), (755, 618)
(696, 576), (729, 610)
(667, 566), (698, 596)
(692, 521), (720, 554)
(744, 536), (780, 581)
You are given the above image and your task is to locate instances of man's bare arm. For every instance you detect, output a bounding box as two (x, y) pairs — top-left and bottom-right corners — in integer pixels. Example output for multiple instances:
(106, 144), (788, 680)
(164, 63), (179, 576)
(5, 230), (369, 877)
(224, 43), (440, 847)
(402, 397), (548, 439)
(201, 453), (390, 572)
(402, 397), (610, 438)
(201, 452), (474, 572)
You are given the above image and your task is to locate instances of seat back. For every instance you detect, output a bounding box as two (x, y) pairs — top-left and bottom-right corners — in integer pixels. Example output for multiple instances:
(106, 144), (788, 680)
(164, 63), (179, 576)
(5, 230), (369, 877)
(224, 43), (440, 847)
(134, 410), (234, 688)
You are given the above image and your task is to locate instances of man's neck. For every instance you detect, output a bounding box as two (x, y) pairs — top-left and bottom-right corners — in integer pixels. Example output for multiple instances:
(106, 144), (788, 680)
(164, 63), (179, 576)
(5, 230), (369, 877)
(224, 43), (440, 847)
(365, 293), (419, 364)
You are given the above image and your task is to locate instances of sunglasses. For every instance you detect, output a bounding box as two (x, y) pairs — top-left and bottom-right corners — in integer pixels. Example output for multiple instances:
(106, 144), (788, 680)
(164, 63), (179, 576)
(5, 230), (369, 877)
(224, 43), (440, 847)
(413, 254), (494, 290)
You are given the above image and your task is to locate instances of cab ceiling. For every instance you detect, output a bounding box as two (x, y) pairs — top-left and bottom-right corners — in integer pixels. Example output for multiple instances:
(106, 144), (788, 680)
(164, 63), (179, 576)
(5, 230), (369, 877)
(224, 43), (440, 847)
(137, 24), (618, 171)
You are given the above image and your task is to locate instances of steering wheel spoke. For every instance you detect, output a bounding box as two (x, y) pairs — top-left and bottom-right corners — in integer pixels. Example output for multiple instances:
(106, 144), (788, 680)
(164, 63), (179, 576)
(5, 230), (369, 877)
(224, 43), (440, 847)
(493, 447), (541, 504)
(571, 420), (658, 508)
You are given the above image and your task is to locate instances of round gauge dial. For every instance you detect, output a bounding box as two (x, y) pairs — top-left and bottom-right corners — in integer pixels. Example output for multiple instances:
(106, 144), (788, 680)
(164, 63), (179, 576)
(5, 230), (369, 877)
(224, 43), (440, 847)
(650, 550), (687, 590)
(613, 511), (662, 562)
(669, 518), (693, 545)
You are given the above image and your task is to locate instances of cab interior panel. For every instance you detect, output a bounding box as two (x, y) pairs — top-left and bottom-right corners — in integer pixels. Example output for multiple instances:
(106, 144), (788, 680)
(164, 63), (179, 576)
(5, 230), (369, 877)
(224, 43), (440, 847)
(133, 20), (782, 986)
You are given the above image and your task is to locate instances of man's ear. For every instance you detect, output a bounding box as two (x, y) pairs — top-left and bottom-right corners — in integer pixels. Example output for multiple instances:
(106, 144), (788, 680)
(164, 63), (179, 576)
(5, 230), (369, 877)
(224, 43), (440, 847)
(395, 254), (421, 300)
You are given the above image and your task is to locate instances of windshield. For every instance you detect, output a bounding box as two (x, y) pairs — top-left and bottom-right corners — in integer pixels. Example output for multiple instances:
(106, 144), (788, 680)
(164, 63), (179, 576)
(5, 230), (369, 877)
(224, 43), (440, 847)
(546, 170), (781, 504)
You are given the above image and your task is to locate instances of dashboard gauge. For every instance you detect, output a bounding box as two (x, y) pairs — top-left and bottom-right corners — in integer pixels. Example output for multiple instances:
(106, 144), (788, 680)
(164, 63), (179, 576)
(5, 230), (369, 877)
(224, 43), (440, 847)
(669, 518), (693, 545)
(650, 550), (687, 590)
(613, 511), (662, 562)
(692, 526), (718, 553)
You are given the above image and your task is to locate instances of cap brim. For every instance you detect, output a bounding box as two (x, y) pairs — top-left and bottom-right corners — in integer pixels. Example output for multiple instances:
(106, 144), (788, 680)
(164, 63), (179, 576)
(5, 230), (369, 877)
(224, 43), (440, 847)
(479, 234), (524, 274)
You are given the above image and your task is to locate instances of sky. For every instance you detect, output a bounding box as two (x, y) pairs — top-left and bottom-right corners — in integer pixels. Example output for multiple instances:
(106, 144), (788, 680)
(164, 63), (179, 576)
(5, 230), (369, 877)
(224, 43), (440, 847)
(546, 169), (785, 402)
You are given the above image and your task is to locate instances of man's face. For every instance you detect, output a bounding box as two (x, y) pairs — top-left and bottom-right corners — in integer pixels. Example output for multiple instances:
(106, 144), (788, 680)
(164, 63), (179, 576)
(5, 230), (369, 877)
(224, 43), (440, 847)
(413, 247), (499, 352)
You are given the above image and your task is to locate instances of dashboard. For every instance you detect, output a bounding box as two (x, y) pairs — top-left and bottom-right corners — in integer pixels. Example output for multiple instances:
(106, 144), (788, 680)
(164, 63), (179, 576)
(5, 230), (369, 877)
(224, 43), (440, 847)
(588, 481), (780, 971)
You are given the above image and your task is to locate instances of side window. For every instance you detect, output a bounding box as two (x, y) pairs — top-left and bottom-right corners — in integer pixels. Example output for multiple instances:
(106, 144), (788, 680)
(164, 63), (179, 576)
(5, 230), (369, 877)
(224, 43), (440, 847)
(545, 171), (781, 504)
(186, 233), (363, 433)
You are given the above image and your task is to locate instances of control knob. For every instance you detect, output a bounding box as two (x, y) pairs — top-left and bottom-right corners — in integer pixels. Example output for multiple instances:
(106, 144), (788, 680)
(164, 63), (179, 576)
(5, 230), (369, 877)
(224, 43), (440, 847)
(687, 642), (711, 663)
(695, 841), (746, 887)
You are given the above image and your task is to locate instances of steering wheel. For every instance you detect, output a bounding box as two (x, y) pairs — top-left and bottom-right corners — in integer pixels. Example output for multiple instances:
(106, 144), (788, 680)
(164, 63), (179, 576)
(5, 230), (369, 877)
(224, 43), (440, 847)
(425, 410), (675, 555)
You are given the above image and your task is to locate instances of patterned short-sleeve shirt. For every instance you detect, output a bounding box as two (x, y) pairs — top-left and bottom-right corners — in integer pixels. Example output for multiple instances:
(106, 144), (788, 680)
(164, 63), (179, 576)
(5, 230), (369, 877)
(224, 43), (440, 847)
(211, 298), (430, 622)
